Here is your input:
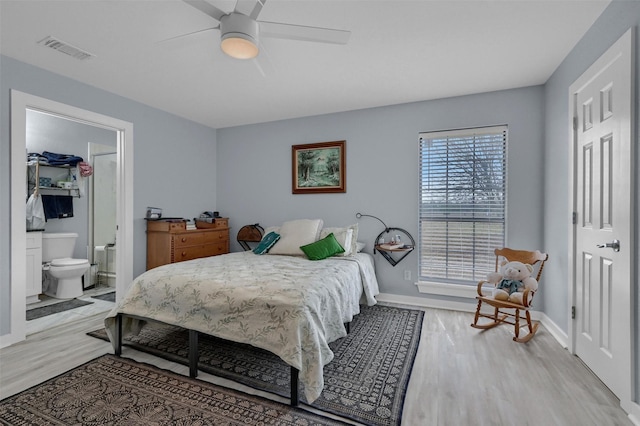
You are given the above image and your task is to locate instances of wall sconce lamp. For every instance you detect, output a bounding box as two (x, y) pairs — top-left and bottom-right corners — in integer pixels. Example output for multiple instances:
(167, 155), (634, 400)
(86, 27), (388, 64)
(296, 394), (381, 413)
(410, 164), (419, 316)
(356, 212), (415, 267)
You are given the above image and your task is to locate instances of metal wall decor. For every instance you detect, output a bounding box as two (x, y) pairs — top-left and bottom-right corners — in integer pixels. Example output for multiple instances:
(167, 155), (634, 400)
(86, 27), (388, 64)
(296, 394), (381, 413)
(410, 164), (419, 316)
(355, 213), (415, 267)
(236, 223), (264, 251)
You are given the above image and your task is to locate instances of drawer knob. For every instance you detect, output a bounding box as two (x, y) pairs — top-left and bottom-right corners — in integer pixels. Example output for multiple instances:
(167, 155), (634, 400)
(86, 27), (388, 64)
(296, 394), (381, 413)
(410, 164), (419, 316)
(181, 237), (187, 242)
(181, 251), (187, 257)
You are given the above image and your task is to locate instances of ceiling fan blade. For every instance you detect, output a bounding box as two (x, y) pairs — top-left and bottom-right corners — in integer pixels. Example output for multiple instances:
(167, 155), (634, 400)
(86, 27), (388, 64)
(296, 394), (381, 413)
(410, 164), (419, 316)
(157, 26), (219, 44)
(183, 0), (228, 22)
(259, 21), (350, 45)
(234, 0), (266, 20)
(253, 39), (275, 77)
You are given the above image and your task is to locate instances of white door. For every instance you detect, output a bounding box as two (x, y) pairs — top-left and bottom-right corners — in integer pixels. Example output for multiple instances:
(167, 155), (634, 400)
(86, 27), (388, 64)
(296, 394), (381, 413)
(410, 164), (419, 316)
(570, 29), (633, 409)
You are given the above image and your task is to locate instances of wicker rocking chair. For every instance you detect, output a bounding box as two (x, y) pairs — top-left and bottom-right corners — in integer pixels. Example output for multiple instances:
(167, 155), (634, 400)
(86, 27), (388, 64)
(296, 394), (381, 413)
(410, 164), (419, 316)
(470, 248), (548, 343)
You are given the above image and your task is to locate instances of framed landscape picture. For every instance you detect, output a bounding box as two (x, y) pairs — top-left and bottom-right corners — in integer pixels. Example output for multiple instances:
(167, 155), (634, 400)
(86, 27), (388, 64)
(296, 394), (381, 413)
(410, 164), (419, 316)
(292, 140), (346, 194)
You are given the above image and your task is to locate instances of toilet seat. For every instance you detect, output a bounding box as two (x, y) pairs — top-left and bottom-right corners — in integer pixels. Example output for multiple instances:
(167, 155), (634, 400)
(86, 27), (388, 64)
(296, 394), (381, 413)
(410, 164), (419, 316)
(44, 258), (90, 299)
(50, 258), (89, 267)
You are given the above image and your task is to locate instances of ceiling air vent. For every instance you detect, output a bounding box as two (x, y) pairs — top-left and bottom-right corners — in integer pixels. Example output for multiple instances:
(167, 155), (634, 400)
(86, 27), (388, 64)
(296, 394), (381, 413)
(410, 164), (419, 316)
(37, 36), (94, 60)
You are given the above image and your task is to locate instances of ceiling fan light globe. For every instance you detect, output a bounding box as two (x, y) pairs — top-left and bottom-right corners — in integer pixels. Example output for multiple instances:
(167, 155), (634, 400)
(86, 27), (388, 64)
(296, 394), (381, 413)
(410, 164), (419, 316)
(221, 34), (259, 59)
(219, 13), (260, 60)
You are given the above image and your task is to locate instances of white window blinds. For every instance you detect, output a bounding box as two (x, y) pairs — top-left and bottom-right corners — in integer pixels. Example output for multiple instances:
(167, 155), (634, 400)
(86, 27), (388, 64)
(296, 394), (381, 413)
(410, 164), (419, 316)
(419, 125), (507, 284)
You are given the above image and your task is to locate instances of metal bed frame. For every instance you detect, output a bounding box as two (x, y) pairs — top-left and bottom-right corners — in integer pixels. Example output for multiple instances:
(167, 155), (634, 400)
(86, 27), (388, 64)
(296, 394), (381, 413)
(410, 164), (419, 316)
(114, 313), (351, 406)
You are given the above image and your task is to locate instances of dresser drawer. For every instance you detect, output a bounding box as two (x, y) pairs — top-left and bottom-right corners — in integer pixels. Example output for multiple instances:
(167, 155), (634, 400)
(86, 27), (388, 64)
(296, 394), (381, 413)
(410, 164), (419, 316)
(206, 230), (229, 243)
(210, 241), (228, 256)
(195, 217), (228, 229)
(147, 220), (186, 232)
(173, 243), (227, 262)
(173, 232), (207, 248)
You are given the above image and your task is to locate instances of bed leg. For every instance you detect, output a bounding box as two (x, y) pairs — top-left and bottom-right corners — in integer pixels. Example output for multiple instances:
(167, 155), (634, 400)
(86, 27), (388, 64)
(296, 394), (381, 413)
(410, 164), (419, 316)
(290, 366), (299, 406)
(189, 329), (199, 378)
(345, 321), (351, 334)
(115, 314), (122, 356)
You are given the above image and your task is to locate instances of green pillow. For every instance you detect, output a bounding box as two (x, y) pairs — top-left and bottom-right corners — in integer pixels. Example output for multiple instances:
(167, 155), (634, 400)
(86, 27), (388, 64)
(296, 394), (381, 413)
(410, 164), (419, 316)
(253, 232), (281, 255)
(300, 233), (345, 260)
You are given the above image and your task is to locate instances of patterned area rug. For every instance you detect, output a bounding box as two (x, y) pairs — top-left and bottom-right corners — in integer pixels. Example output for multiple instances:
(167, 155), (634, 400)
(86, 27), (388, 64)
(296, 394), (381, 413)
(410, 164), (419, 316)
(26, 298), (93, 321)
(0, 354), (348, 426)
(89, 304), (423, 426)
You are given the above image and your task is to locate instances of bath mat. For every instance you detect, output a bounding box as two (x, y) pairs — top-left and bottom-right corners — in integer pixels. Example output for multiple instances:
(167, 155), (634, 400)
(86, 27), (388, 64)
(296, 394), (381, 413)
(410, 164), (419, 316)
(91, 291), (115, 302)
(26, 298), (93, 321)
(88, 304), (423, 426)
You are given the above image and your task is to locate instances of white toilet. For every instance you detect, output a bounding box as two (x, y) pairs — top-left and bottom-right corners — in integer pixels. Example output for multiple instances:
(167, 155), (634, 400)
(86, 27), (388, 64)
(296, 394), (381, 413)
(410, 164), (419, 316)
(42, 232), (89, 299)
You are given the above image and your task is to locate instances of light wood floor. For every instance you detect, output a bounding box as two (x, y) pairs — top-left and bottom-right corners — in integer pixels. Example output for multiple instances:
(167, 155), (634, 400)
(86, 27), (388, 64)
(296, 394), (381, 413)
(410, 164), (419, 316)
(0, 303), (632, 425)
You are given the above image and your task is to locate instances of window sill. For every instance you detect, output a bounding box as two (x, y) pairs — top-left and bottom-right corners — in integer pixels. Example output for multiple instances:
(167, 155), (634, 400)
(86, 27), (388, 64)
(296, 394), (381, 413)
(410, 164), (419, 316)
(416, 281), (491, 299)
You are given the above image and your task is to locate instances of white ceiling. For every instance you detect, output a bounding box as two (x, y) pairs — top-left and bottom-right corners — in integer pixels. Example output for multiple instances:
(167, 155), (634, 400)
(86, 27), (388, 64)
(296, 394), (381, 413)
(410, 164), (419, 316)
(0, 0), (610, 129)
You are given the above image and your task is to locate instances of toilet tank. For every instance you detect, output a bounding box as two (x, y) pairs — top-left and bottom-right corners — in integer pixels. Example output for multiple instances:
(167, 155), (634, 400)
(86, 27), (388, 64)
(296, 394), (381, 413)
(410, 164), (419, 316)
(42, 232), (78, 262)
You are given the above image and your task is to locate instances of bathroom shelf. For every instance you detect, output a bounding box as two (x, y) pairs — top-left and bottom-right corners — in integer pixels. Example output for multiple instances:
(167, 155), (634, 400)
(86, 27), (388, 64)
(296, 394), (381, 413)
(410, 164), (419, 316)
(27, 163), (81, 198)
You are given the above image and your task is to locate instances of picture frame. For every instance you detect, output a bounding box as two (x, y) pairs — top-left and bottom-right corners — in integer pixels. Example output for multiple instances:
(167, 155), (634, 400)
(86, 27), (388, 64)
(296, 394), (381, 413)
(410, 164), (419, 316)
(292, 140), (346, 194)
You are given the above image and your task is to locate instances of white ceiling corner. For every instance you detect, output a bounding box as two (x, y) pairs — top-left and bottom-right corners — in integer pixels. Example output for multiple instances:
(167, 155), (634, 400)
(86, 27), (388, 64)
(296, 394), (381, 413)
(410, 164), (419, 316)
(0, 0), (611, 129)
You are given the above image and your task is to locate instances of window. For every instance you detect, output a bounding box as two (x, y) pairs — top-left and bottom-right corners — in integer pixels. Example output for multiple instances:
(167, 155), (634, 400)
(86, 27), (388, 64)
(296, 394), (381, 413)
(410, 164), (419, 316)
(419, 125), (507, 285)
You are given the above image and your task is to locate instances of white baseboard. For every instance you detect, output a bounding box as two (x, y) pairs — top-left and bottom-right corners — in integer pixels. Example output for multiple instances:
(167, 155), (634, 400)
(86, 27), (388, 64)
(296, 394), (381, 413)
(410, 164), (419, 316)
(0, 331), (22, 349)
(536, 311), (568, 348)
(629, 402), (640, 426)
(376, 292), (478, 313)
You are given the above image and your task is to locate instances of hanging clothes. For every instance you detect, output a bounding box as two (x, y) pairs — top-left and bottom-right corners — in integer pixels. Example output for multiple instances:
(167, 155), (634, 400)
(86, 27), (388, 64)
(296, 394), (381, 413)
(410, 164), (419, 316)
(41, 195), (74, 219)
(56, 196), (74, 218)
(26, 193), (46, 230)
(78, 161), (93, 177)
(26, 161), (46, 230)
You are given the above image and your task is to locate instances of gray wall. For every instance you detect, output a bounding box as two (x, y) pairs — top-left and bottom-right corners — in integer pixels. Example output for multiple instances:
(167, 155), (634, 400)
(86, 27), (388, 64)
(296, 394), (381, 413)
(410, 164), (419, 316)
(26, 110), (117, 259)
(542, 0), (640, 401)
(0, 55), (218, 336)
(216, 85), (545, 300)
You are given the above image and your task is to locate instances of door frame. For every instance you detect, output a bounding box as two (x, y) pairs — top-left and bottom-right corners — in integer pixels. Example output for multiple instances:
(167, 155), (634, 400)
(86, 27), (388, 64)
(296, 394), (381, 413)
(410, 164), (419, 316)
(567, 28), (635, 411)
(87, 144), (118, 269)
(2, 90), (134, 348)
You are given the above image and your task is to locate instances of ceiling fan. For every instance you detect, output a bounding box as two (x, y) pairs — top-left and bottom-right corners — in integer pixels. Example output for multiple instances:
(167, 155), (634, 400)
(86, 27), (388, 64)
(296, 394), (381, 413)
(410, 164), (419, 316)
(179, 0), (351, 60)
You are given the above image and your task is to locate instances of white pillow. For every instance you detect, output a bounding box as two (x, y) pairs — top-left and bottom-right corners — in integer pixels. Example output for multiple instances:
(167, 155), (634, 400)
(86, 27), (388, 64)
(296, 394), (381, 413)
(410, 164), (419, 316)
(356, 241), (366, 252)
(320, 223), (358, 256)
(319, 227), (353, 256)
(262, 226), (280, 238)
(268, 219), (324, 256)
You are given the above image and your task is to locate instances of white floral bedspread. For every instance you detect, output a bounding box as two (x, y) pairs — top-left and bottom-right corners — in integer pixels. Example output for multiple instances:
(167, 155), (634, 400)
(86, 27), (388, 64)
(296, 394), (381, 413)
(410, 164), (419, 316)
(104, 251), (379, 402)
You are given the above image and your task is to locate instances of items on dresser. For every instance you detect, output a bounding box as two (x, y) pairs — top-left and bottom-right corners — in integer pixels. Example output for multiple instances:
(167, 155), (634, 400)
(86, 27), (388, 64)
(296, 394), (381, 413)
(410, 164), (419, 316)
(145, 206), (163, 220)
(146, 218), (230, 270)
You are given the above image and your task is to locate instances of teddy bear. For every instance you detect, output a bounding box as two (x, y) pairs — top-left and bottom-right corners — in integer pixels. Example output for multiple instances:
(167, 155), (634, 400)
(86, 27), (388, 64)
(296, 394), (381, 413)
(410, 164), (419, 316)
(486, 260), (538, 304)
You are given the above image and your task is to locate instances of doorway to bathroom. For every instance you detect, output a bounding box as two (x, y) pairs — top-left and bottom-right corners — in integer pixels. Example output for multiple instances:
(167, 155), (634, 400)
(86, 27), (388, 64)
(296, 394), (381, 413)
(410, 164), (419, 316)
(5, 90), (134, 348)
(22, 114), (118, 336)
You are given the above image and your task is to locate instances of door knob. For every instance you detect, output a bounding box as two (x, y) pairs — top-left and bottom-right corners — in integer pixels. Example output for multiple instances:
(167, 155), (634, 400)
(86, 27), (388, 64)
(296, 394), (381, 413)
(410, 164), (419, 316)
(596, 239), (620, 252)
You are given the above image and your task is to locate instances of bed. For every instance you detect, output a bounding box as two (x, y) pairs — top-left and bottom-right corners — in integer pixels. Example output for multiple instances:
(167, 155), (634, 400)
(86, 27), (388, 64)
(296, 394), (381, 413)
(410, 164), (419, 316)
(104, 248), (379, 405)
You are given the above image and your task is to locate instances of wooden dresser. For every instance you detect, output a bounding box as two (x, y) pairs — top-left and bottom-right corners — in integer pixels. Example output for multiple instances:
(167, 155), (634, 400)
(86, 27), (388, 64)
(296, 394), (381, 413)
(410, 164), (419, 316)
(146, 219), (229, 270)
